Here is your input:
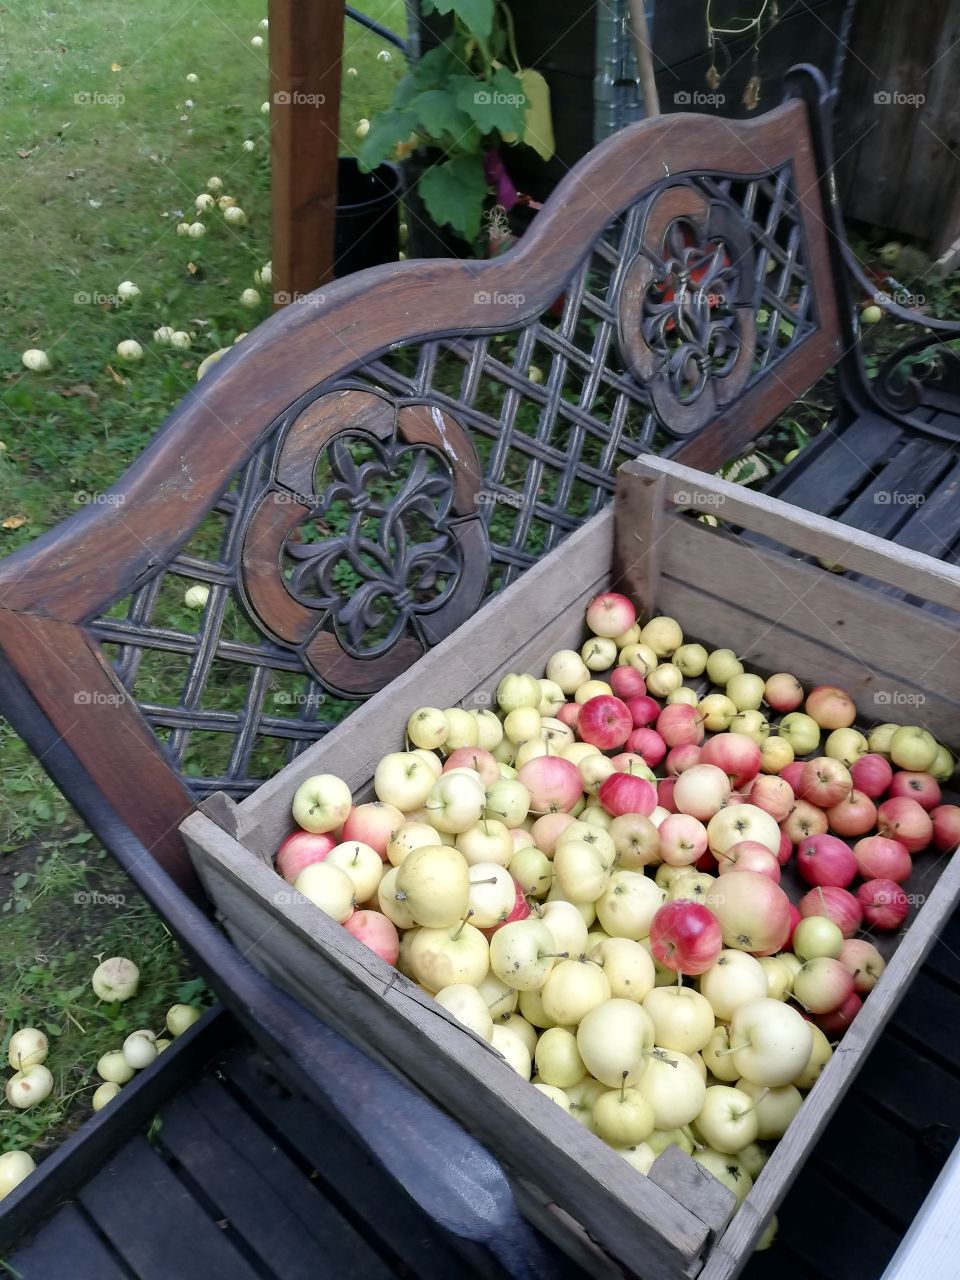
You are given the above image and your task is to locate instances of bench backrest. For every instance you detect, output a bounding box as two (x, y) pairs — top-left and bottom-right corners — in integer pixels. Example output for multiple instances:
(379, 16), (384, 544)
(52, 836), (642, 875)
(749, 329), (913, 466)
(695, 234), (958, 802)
(0, 75), (844, 889)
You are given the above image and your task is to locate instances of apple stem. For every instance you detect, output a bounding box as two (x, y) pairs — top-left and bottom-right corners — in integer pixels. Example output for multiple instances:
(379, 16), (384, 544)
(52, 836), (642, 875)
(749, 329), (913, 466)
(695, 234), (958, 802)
(541, 952), (570, 960)
(620, 1073), (628, 1101)
(474, 877), (500, 885)
(452, 910), (475, 940)
(715, 1043), (750, 1057)
(682, 1124), (703, 1151)
(646, 1049), (678, 1067)
(394, 891), (407, 903)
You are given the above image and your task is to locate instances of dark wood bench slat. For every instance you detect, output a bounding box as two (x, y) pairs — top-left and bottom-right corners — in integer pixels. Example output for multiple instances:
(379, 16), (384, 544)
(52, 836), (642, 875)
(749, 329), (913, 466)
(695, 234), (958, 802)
(857, 1034), (960, 1132)
(78, 1137), (262, 1280)
(835, 437), (955, 539)
(888, 458), (960, 559)
(4, 1203), (132, 1280)
(890, 968), (960, 1069)
(773, 1171), (902, 1279)
(923, 408), (960, 439)
(767, 413), (903, 516)
(158, 1083), (393, 1280)
(221, 1050), (467, 1280)
(924, 910), (960, 986)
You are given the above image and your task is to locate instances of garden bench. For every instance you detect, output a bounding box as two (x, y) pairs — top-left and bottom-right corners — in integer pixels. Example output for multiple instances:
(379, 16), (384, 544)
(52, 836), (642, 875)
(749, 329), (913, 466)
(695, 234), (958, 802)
(2, 63), (959, 1278)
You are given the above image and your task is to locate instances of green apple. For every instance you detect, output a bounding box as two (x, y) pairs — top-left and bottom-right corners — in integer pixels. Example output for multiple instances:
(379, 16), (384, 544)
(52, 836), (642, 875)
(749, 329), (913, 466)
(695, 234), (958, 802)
(930, 745), (956, 783)
(694, 1085), (758, 1153)
(693, 1148), (754, 1204)
(406, 707), (448, 751)
(778, 712), (821, 756)
(736, 1078), (802, 1139)
(867, 722), (899, 756)
(642, 987), (715, 1055)
(698, 694), (738, 731)
(637, 1050), (705, 1128)
(889, 725), (938, 772)
(166, 1004), (202, 1037)
(593, 1084), (656, 1146)
(793, 916), (843, 961)
(824, 727), (868, 767)
(706, 648), (744, 685)
(726, 673), (765, 711)
(435, 984), (494, 1042)
(490, 1024), (532, 1078)
(291, 772), (352, 832)
(728, 999), (814, 1087)
(577, 999), (655, 1087)
(541, 958), (611, 1025)
(0, 1150), (36, 1200)
(489, 919), (562, 991)
(535, 1026), (587, 1088)
(674, 644), (708, 677)
(408, 921), (489, 991)
(92, 1082), (121, 1111)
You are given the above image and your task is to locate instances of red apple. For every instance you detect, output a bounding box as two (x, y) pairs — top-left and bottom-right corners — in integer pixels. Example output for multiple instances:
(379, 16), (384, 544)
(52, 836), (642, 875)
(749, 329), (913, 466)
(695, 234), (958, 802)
(764, 672), (804, 713)
(839, 938), (885, 994)
(815, 991), (862, 1036)
(611, 751), (651, 775)
(666, 743), (702, 775)
(586, 591), (636, 638)
(780, 761), (806, 793)
(786, 902), (802, 947)
(931, 804), (960, 853)
(442, 748), (500, 788)
(673, 764), (732, 821)
(626, 695), (661, 728)
(796, 833), (857, 888)
(658, 813), (709, 866)
(888, 771), (941, 811)
(481, 878), (531, 938)
(805, 684), (856, 729)
(625, 727), (667, 768)
(610, 667), (647, 700)
(518, 756), (583, 814)
(857, 878), (909, 931)
(710, 871), (792, 954)
(700, 733), (762, 788)
(649, 901), (723, 975)
(531, 812), (577, 856)
(696, 849), (720, 873)
(656, 705), (704, 750)
(657, 777), (678, 812)
(778, 828), (793, 866)
(825, 788), (877, 838)
(276, 830), (336, 883)
(343, 911), (400, 965)
(556, 702), (581, 730)
(850, 753), (893, 798)
(716, 840), (781, 881)
(599, 772), (657, 817)
(578, 695), (633, 751)
(852, 835), (911, 883)
(782, 799), (830, 844)
(799, 757), (853, 808)
(748, 775), (795, 823)
(798, 885), (862, 937)
(877, 797), (933, 853)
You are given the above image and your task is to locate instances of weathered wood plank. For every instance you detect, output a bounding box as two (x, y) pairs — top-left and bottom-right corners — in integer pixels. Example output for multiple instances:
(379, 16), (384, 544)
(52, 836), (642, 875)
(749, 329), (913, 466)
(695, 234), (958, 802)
(4, 1204), (131, 1280)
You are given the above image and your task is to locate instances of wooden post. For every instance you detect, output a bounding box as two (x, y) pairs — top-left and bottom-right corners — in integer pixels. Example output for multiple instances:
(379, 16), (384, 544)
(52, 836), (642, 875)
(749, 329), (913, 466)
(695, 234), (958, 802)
(627, 0), (660, 117)
(269, 0), (346, 304)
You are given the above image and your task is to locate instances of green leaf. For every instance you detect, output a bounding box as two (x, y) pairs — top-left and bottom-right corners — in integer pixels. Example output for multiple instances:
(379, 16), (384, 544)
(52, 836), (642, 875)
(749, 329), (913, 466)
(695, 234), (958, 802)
(454, 68), (527, 135)
(422, 0), (495, 40)
(518, 68), (555, 161)
(410, 89), (473, 142)
(418, 153), (487, 242)
(357, 108), (419, 170)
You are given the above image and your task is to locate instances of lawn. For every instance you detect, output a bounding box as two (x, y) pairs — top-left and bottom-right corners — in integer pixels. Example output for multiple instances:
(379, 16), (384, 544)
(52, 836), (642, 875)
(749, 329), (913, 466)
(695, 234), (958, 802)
(0, 0), (404, 1157)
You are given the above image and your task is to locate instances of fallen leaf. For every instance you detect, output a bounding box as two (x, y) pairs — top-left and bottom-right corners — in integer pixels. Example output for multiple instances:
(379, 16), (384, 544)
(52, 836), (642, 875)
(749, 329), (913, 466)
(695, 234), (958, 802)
(2, 515), (28, 530)
(60, 383), (99, 407)
(17, 146), (38, 159)
(186, 261), (198, 274)
(111, 62), (122, 71)
(105, 363), (127, 386)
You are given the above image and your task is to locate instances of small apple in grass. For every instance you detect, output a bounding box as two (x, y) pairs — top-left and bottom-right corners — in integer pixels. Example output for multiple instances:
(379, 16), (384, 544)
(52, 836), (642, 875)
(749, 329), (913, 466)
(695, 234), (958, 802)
(839, 938), (886, 994)
(889, 725), (939, 773)
(666, 744), (703, 775)
(764, 673), (804, 713)
(648, 901), (722, 975)
(805, 685), (856, 730)
(276, 830), (336, 883)
(877, 796), (933, 852)
(782, 799), (829, 844)
(700, 734), (762, 788)
(599, 772), (657, 818)
(815, 991), (862, 1036)
(793, 915), (843, 961)
(796, 834), (857, 889)
(826, 789), (877, 838)
(798, 885), (862, 938)
(853, 835), (911, 883)
(778, 712), (822, 756)
(716, 841), (781, 881)
(0, 1150), (36, 1198)
(343, 910), (400, 965)
(673, 764), (732, 821)
(857, 878), (910, 931)
(610, 666), (647, 700)
(728, 999), (814, 1087)
(625, 727), (667, 767)
(850, 753), (893, 797)
(7, 1029), (48, 1072)
(698, 694), (738, 732)
(931, 804), (960, 852)
(578, 695), (633, 750)
(292, 773), (353, 833)
(586, 592), (637, 638)
(798, 757), (852, 808)
(889, 771), (941, 810)
(748, 775), (794, 823)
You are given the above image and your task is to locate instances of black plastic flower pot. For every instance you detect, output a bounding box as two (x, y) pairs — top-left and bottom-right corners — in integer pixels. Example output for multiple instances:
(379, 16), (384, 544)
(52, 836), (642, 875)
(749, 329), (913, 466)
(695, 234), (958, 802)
(334, 158), (402, 277)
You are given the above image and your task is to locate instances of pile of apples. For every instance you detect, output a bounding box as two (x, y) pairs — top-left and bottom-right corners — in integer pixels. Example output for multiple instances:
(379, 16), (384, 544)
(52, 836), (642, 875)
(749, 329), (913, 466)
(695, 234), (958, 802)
(274, 592), (958, 1237)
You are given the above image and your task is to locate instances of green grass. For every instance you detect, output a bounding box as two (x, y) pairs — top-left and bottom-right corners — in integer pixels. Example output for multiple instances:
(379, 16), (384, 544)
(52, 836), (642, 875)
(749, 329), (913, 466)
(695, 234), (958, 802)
(0, 0), (405, 1156)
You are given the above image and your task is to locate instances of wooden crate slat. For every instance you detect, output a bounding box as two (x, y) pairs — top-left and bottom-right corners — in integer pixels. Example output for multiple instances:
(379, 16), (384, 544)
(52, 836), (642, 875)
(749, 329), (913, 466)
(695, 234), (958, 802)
(156, 1087), (394, 1280)
(78, 1137), (262, 1280)
(4, 1203), (132, 1280)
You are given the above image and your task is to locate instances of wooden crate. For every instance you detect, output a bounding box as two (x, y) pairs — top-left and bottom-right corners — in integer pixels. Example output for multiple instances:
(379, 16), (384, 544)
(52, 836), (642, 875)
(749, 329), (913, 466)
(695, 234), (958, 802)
(181, 456), (960, 1280)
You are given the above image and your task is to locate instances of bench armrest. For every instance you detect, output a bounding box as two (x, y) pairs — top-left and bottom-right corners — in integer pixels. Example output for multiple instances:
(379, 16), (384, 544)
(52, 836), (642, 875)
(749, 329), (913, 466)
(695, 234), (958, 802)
(842, 243), (960, 335)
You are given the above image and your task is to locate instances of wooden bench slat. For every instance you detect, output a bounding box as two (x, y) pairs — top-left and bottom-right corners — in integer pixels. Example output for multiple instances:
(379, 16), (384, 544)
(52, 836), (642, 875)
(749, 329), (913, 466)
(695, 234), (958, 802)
(773, 1173), (902, 1279)
(157, 1087), (394, 1280)
(78, 1137), (262, 1280)
(836, 437), (956, 537)
(4, 1203), (131, 1280)
(857, 1034), (960, 1132)
(768, 414), (903, 515)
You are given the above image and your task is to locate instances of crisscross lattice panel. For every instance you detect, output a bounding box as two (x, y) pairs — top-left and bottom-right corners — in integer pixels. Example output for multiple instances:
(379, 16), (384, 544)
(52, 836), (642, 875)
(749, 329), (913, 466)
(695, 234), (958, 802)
(88, 162), (825, 798)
